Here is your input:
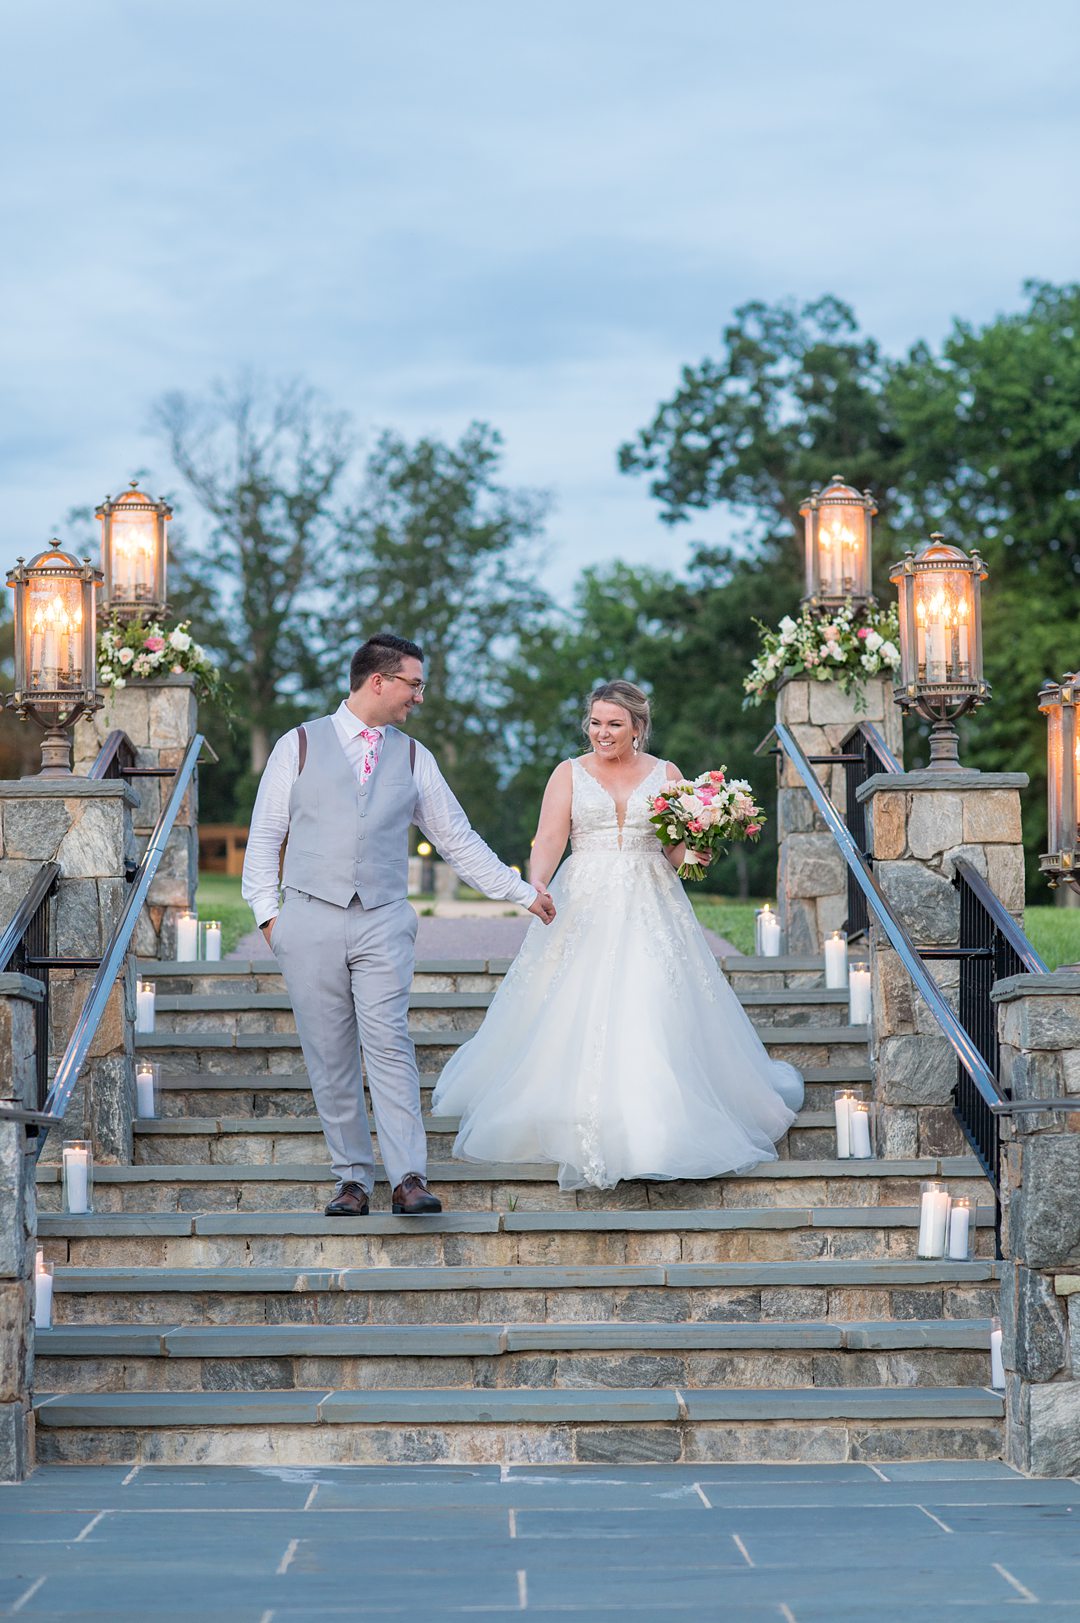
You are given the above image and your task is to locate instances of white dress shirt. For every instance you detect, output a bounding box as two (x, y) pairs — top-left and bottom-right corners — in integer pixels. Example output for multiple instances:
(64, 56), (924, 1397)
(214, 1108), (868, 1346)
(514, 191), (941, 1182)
(241, 700), (536, 925)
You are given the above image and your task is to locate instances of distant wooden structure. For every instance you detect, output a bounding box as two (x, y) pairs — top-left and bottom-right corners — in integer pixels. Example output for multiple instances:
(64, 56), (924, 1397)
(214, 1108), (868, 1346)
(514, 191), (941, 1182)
(199, 824), (248, 877)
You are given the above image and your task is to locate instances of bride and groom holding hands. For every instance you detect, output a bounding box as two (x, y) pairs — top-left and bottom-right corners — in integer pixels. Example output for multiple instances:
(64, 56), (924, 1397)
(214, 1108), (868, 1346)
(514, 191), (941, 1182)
(241, 633), (803, 1217)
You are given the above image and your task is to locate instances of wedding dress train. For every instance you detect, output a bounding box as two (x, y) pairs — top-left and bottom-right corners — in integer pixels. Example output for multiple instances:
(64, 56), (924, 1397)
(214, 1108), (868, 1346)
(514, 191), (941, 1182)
(432, 757), (803, 1189)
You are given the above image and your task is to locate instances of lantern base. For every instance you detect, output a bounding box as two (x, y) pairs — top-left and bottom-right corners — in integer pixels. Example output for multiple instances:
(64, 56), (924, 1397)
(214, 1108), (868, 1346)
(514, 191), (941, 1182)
(35, 728), (75, 778)
(926, 715), (962, 769)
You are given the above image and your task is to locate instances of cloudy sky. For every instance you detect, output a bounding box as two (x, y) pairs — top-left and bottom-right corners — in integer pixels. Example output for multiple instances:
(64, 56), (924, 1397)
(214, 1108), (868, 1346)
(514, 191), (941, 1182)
(2, 0), (1077, 597)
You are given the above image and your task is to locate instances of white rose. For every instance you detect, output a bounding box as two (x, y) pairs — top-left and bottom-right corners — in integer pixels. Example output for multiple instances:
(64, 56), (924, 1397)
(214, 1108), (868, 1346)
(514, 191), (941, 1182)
(169, 629), (192, 652)
(117, 647), (134, 666)
(863, 630), (883, 653)
(677, 793), (705, 817)
(880, 640), (900, 664)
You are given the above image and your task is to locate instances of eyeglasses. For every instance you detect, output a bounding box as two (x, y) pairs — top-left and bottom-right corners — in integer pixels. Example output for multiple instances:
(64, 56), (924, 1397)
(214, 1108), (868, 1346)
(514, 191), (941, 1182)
(386, 673), (426, 697)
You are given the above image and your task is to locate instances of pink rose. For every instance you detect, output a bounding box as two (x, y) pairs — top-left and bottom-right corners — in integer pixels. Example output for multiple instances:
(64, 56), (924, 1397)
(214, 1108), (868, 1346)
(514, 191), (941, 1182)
(857, 627), (870, 639)
(687, 819), (704, 834)
(746, 823), (762, 836)
(144, 635), (165, 652)
(653, 796), (670, 812)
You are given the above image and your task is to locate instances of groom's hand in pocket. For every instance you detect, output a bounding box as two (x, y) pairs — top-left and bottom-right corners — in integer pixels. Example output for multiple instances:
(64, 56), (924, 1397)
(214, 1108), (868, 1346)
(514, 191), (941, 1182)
(528, 889), (556, 925)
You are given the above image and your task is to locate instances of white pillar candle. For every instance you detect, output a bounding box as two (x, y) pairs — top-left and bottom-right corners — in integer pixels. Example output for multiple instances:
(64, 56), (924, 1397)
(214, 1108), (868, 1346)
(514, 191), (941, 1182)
(63, 1145), (90, 1215)
(990, 1322), (1005, 1390)
(204, 921), (222, 962)
(136, 1066), (156, 1118)
(34, 1252), (53, 1329)
(175, 912), (199, 961)
(135, 981), (155, 1033)
(848, 965), (871, 1026)
(916, 1183), (950, 1259)
(849, 1103), (873, 1159)
(946, 1197), (972, 1260)
(824, 931), (848, 990)
(834, 1092), (854, 1159)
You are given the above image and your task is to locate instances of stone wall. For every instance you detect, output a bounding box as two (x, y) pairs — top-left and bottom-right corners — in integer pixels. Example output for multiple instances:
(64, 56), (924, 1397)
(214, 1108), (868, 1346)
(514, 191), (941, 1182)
(0, 780), (139, 1163)
(858, 769), (1027, 1159)
(0, 974), (43, 1481)
(775, 676), (903, 955)
(75, 678), (198, 959)
(993, 971), (1080, 1476)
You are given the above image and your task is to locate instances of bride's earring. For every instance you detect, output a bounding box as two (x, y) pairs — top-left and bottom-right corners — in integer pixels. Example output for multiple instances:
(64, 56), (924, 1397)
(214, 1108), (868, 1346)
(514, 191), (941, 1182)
(632, 737), (640, 752)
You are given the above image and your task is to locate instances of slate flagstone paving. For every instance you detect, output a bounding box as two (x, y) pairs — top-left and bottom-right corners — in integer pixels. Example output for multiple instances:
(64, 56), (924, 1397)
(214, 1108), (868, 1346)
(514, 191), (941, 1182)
(2, 1462), (1079, 1620)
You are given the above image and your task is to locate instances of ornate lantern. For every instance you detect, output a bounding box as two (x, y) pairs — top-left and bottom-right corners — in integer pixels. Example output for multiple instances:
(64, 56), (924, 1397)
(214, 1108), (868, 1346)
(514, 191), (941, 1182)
(889, 535), (990, 769)
(1038, 673), (1080, 890)
(97, 481), (171, 620)
(6, 545), (103, 776)
(800, 476), (876, 612)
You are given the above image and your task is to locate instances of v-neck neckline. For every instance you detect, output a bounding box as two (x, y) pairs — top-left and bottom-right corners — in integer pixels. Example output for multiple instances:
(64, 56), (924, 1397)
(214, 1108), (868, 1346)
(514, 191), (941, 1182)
(577, 757), (664, 834)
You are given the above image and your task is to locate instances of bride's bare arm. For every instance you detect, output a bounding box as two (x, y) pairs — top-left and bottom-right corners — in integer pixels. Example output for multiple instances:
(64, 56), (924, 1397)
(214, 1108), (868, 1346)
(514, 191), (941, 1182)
(528, 761), (573, 890)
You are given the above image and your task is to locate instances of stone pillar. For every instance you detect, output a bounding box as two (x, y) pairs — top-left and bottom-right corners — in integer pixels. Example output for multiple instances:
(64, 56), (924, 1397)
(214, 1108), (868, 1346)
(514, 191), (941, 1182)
(0, 974), (44, 1480)
(75, 677), (199, 959)
(992, 971), (1080, 1476)
(776, 676), (903, 954)
(858, 769), (1027, 1159)
(0, 780), (139, 1163)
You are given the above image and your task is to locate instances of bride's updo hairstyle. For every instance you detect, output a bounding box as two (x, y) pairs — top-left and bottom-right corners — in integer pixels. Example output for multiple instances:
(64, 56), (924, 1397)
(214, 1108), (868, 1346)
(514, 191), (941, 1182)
(583, 680), (652, 749)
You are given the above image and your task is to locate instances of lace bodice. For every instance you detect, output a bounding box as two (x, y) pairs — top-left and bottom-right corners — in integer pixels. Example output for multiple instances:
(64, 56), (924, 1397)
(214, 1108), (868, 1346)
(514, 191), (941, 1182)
(570, 756), (669, 854)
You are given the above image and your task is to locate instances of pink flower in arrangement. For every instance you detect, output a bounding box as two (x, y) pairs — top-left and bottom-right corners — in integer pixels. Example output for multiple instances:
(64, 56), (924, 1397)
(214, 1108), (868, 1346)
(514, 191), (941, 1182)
(653, 796), (670, 812)
(822, 624), (839, 640)
(698, 788), (715, 804)
(856, 627), (870, 639)
(144, 636), (165, 652)
(709, 770), (725, 782)
(687, 819), (704, 834)
(746, 823), (762, 836)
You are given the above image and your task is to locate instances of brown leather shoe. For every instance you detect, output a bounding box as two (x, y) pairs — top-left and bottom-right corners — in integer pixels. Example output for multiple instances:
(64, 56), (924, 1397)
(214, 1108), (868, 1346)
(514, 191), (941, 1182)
(324, 1181), (370, 1217)
(392, 1173), (442, 1215)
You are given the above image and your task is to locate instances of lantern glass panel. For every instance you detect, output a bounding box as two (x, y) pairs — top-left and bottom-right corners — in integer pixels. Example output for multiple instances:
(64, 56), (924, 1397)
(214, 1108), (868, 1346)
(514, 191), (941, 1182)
(817, 498), (867, 599)
(912, 566), (975, 684)
(109, 493), (159, 605)
(24, 564), (85, 692)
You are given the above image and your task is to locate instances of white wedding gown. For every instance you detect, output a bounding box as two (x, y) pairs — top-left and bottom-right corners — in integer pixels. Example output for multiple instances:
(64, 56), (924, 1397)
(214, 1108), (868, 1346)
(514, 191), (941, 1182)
(432, 757), (804, 1189)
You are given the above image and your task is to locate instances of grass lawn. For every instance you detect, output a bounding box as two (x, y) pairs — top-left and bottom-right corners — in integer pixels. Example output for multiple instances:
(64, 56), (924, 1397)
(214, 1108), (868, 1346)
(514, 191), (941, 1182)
(194, 874), (251, 955)
(689, 896), (759, 954)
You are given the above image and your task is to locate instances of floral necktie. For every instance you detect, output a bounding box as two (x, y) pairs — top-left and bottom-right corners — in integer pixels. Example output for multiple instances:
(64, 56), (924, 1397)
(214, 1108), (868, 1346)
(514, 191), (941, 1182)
(358, 727), (381, 782)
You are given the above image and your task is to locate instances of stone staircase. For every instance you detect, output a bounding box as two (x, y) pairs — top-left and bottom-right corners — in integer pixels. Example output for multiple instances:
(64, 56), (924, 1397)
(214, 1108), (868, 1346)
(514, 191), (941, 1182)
(33, 953), (1003, 1466)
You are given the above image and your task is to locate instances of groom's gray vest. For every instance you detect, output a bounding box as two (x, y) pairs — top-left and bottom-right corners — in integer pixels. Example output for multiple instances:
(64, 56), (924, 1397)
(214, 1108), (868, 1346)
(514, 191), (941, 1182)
(281, 715), (419, 910)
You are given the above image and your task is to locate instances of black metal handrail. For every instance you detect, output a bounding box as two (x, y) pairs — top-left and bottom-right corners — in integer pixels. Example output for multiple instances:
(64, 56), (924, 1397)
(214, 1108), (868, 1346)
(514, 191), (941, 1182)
(0, 861), (61, 1111)
(0, 733), (204, 1145)
(838, 723), (902, 939)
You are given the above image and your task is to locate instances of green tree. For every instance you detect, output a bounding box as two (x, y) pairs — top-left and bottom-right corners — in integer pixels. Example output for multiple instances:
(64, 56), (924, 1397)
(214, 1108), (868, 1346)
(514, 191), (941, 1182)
(889, 281), (1080, 882)
(618, 294), (904, 573)
(339, 423), (551, 843)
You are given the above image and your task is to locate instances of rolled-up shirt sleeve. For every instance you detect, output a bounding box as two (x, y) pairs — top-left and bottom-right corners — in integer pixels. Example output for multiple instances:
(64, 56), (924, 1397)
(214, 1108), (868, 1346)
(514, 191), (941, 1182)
(241, 730), (299, 926)
(413, 742), (536, 907)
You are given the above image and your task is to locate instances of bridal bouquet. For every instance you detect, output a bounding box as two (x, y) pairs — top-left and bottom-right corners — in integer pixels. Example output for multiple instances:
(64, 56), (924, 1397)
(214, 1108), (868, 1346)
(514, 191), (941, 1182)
(649, 770), (765, 881)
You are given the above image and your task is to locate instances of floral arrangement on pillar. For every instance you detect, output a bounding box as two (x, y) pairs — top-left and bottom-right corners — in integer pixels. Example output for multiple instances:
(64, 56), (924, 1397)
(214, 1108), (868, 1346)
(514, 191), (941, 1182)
(97, 616), (223, 704)
(743, 600), (901, 710)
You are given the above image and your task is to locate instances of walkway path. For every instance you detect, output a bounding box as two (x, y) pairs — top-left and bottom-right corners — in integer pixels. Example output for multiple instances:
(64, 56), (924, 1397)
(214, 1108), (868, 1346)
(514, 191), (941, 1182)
(0, 1461), (1073, 1618)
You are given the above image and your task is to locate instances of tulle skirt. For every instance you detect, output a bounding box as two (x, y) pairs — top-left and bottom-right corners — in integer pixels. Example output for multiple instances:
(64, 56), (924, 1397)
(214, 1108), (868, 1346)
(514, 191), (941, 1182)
(432, 844), (803, 1190)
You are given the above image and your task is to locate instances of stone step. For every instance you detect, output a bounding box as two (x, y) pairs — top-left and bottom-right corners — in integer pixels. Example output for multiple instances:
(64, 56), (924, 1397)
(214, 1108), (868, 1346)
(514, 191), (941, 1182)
(31, 1384), (1003, 1465)
(37, 1203), (998, 1269)
(135, 1023), (870, 1077)
(149, 985), (857, 1036)
(45, 1257), (1000, 1327)
(36, 1155), (991, 1215)
(128, 1108), (848, 1163)
(144, 1064), (875, 1117)
(139, 957), (514, 992)
(34, 1317), (994, 1393)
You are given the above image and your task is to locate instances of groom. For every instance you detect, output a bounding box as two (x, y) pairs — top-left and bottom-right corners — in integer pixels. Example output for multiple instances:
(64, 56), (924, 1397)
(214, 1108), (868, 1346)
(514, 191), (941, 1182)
(242, 633), (555, 1217)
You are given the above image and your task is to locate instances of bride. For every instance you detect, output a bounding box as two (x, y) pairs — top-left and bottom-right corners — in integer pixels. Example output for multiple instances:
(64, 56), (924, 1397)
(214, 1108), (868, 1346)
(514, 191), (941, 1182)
(432, 681), (804, 1189)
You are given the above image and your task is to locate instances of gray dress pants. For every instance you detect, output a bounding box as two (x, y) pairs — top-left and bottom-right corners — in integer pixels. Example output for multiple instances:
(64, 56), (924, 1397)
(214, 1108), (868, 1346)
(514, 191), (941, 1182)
(271, 888), (427, 1192)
